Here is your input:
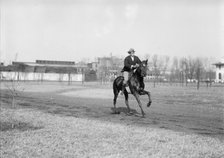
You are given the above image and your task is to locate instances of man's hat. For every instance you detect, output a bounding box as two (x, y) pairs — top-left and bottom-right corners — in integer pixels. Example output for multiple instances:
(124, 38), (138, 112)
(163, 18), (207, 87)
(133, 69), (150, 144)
(128, 48), (135, 54)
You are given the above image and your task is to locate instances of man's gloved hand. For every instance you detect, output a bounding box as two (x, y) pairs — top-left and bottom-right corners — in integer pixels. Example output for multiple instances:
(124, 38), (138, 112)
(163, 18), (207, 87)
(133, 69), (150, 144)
(131, 64), (139, 69)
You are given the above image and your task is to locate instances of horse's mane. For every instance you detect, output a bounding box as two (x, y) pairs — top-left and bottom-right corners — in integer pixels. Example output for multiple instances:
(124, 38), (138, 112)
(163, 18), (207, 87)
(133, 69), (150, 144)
(133, 59), (148, 77)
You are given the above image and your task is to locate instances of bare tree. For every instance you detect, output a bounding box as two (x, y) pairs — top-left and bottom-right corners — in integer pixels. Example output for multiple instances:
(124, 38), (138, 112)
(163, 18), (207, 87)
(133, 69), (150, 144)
(180, 57), (189, 86)
(170, 57), (180, 85)
(5, 80), (24, 128)
(195, 58), (203, 90)
(152, 54), (158, 87)
(161, 55), (170, 82)
(188, 56), (197, 82)
(151, 55), (170, 85)
(151, 54), (166, 87)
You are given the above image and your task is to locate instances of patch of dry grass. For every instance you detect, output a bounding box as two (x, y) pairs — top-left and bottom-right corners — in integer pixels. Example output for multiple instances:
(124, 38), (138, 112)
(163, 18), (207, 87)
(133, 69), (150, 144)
(1, 105), (223, 158)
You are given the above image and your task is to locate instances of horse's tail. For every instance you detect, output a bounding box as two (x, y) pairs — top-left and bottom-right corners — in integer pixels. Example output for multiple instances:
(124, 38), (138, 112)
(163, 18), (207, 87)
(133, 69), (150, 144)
(113, 76), (124, 107)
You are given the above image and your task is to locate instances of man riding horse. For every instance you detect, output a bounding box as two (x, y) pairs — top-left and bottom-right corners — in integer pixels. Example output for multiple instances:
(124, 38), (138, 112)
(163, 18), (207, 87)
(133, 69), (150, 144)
(121, 48), (144, 95)
(113, 49), (152, 117)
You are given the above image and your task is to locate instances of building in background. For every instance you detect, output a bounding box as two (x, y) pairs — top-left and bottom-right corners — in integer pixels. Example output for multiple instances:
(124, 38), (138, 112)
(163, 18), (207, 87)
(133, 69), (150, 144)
(96, 56), (123, 83)
(213, 57), (224, 83)
(0, 55), (126, 82)
(0, 60), (89, 82)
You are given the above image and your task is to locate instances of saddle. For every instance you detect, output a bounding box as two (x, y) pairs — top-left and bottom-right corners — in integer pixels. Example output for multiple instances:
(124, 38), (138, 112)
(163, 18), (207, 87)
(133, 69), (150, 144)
(124, 75), (144, 92)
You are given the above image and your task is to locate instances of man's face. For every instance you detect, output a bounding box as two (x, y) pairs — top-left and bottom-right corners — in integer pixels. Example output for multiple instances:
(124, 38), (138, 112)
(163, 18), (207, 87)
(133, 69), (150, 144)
(130, 52), (135, 56)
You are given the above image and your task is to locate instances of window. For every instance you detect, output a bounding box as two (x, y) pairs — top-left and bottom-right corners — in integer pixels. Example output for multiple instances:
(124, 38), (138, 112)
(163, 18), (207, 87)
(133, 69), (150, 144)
(219, 73), (222, 79)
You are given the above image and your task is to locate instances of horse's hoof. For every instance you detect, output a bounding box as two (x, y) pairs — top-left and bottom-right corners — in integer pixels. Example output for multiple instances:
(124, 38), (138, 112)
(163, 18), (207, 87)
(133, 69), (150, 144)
(147, 102), (152, 107)
(115, 111), (120, 114)
(112, 110), (120, 114)
(141, 111), (146, 117)
(126, 111), (134, 115)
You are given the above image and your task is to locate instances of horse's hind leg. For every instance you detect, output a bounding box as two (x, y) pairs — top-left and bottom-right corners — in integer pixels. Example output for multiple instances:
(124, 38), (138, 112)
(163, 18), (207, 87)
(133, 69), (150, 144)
(113, 88), (120, 114)
(124, 89), (131, 113)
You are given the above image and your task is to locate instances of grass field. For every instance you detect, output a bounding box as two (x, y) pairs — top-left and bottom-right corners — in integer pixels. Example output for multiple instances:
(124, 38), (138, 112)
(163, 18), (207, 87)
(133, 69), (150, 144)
(0, 81), (224, 157)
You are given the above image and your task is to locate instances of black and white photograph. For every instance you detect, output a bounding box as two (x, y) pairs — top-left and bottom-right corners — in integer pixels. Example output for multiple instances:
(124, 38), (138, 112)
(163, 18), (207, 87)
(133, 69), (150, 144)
(0, 0), (224, 157)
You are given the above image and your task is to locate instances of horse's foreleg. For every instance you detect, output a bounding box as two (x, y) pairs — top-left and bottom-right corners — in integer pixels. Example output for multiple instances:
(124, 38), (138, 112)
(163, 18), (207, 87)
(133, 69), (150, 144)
(133, 92), (145, 117)
(140, 90), (152, 107)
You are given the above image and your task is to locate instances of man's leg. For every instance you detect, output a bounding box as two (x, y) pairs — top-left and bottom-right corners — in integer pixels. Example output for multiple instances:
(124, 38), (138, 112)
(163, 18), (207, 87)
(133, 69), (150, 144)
(121, 71), (129, 95)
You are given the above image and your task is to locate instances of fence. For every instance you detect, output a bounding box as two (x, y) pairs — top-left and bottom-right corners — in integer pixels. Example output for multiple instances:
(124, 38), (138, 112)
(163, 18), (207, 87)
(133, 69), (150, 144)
(0, 71), (84, 82)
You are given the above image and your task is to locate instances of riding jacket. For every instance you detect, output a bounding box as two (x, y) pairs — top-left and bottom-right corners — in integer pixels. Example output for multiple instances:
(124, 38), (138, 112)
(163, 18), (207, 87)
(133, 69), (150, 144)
(122, 55), (141, 72)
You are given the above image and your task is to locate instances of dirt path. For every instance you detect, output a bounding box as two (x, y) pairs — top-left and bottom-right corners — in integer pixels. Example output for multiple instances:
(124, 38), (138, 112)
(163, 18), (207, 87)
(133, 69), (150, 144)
(1, 84), (223, 140)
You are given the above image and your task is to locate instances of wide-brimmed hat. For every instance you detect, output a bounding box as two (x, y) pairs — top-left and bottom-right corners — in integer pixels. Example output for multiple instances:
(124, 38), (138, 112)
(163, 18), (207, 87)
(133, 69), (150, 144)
(128, 48), (135, 54)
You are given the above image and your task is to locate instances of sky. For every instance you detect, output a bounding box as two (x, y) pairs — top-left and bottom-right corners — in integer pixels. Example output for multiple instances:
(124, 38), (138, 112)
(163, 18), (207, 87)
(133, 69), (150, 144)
(0, 0), (224, 64)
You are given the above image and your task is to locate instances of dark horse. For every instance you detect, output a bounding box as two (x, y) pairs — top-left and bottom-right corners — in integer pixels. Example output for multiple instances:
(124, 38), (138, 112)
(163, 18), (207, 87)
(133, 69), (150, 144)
(113, 60), (152, 117)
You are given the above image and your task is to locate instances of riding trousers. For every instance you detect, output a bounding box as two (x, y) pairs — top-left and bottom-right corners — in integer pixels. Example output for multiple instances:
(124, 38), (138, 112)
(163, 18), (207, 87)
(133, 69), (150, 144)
(123, 71), (129, 84)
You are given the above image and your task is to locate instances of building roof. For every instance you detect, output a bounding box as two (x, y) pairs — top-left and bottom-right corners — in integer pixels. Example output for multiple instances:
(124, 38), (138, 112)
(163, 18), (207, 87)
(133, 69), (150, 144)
(213, 62), (224, 66)
(12, 61), (83, 68)
(2, 60), (88, 73)
(36, 60), (75, 65)
(213, 57), (224, 66)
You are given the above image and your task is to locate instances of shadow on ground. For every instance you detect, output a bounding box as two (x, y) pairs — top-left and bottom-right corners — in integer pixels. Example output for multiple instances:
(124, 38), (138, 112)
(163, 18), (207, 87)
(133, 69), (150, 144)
(0, 121), (43, 132)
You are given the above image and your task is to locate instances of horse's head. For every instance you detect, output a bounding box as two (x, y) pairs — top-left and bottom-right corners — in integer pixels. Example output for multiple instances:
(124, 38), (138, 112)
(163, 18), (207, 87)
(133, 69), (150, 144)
(136, 59), (148, 77)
